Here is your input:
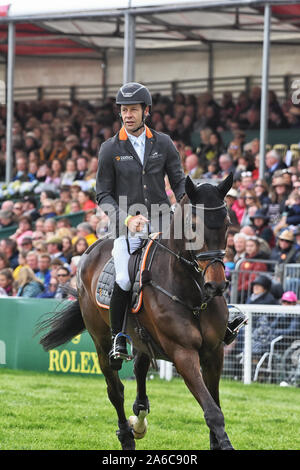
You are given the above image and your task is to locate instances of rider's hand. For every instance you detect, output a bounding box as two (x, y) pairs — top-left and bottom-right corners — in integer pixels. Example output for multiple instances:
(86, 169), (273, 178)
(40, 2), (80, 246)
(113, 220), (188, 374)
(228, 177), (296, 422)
(127, 215), (148, 233)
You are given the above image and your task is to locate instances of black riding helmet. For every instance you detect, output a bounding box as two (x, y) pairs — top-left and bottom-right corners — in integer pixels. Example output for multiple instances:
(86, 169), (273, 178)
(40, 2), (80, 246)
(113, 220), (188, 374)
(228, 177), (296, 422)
(116, 82), (152, 107)
(116, 82), (152, 133)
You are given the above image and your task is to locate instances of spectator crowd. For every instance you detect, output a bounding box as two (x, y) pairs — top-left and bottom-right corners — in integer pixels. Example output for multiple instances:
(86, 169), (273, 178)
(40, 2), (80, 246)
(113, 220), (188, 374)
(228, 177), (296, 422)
(0, 85), (300, 304)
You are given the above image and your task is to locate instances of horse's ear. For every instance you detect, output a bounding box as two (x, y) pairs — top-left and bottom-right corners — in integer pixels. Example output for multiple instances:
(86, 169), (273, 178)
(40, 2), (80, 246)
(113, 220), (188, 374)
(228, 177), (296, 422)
(217, 172), (233, 199)
(185, 176), (197, 200)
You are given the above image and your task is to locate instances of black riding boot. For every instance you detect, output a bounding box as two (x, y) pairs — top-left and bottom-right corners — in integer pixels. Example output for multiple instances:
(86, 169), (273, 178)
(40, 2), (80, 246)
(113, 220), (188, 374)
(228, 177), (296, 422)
(224, 313), (247, 345)
(108, 282), (131, 370)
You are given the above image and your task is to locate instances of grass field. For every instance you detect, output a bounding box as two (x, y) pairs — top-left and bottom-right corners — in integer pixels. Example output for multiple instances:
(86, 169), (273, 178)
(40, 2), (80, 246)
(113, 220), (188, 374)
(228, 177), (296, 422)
(0, 368), (299, 451)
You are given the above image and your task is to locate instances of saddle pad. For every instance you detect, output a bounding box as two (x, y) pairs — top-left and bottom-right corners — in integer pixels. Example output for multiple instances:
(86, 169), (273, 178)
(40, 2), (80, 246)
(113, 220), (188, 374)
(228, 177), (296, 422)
(96, 233), (159, 314)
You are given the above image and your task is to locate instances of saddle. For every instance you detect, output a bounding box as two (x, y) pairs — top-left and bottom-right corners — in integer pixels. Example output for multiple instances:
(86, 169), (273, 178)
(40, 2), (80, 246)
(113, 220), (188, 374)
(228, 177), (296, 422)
(96, 233), (160, 313)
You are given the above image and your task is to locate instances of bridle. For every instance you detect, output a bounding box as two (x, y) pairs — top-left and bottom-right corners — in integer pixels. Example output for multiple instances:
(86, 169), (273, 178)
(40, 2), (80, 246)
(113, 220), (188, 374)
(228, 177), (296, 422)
(145, 201), (228, 315)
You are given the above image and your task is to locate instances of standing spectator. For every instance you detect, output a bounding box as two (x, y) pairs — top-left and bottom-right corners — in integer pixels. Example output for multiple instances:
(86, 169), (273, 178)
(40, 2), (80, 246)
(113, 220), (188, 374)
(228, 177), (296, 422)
(16, 267), (44, 298)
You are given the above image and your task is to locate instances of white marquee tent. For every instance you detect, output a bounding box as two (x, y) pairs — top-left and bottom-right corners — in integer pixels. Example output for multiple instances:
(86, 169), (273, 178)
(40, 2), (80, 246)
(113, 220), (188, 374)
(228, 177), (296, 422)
(0, 0), (299, 181)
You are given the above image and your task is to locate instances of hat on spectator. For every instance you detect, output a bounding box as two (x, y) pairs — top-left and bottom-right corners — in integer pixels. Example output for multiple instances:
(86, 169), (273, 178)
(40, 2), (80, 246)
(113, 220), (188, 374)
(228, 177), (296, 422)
(281, 291), (297, 302)
(251, 274), (272, 291)
(278, 229), (294, 242)
(250, 208), (270, 222)
(46, 236), (63, 245)
(226, 188), (238, 198)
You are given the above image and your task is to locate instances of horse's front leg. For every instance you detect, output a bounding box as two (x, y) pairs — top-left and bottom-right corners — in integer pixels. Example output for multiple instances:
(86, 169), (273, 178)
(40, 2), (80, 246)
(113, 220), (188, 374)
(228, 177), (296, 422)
(171, 346), (234, 450)
(201, 345), (230, 450)
(96, 340), (135, 450)
(128, 351), (150, 439)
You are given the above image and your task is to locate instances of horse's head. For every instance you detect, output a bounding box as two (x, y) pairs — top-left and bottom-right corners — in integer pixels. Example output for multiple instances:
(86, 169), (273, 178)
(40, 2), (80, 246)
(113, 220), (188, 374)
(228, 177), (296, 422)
(184, 173), (233, 300)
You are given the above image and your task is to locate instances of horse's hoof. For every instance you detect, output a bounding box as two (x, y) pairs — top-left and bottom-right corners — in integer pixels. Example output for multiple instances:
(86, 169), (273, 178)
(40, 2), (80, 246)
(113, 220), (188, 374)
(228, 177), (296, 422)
(128, 412), (148, 440)
(116, 422), (135, 449)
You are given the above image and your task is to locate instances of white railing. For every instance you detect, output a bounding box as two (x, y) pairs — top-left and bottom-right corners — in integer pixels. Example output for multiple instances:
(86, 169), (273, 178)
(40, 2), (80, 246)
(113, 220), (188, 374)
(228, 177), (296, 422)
(159, 304), (300, 387)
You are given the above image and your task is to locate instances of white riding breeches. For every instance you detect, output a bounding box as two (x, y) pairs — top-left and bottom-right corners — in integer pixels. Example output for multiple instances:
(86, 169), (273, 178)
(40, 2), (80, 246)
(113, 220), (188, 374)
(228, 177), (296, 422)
(112, 236), (144, 291)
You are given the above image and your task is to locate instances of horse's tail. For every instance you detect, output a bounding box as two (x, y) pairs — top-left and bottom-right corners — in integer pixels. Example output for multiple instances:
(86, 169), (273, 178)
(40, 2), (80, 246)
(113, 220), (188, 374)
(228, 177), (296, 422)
(36, 287), (86, 351)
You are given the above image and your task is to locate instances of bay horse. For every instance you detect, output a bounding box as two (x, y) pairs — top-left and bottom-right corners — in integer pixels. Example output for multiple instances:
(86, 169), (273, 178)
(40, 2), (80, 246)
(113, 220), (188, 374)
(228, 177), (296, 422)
(38, 173), (235, 450)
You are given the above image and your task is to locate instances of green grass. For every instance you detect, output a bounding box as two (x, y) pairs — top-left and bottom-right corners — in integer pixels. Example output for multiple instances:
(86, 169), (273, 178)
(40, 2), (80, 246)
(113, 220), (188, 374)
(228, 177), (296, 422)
(0, 368), (299, 450)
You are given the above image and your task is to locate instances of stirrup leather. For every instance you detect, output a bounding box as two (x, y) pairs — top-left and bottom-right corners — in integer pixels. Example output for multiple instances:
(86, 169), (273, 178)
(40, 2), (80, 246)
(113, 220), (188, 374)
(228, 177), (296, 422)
(110, 333), (134, 362)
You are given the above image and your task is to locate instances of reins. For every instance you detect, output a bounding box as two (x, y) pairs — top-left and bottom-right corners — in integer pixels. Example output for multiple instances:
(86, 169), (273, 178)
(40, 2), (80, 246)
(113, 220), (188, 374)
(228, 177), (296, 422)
(142, 202), (227, 314)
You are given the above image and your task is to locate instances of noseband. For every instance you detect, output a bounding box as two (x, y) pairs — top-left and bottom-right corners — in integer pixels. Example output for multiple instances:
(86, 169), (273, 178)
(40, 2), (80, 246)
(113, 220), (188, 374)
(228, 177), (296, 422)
(146, 201), (227, 315)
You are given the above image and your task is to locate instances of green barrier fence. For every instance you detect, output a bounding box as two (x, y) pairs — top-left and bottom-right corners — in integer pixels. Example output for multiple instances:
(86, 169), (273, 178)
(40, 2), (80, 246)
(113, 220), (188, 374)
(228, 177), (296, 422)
(0, 298), (133, 379)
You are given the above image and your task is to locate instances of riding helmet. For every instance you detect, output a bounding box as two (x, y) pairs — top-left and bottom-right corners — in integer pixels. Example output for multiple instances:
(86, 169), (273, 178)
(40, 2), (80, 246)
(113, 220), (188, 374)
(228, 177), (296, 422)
(116, 82), (152, 108)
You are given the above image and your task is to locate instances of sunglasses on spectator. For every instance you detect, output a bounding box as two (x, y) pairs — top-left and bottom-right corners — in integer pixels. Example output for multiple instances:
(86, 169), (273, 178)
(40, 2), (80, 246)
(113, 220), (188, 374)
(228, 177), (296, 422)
(57, 273), (69, 277)
(241, 171), (252, 177)
(43, 205), (52, 209)
(49, 283), (58, 288)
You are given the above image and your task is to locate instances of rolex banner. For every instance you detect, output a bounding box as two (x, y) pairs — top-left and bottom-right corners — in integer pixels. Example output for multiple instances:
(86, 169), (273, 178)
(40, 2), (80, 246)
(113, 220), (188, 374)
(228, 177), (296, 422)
(0, 298), (133, 379)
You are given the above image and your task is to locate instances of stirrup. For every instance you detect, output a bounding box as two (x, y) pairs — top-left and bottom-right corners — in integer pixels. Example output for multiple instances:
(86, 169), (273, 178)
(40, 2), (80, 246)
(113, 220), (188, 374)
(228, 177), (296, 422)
(111, 333), (134, 362)
(224, 305), (248, 345)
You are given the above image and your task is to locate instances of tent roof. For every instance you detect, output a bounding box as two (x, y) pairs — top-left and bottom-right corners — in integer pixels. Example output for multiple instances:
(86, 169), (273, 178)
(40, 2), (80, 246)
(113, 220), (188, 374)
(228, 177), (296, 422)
(0, 1), (300, 57)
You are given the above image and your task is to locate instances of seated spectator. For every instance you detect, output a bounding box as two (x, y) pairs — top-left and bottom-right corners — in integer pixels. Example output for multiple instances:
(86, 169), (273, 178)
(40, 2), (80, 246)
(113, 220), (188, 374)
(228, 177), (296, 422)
(75, 222), (97, 246)
(73, 237), (89, 256)
(49, 257), (64, 276)
(184, 153), (203, 179)
(0, 252), (9, 270)
(0, 238), (19, 269)
(78, 190), (97, 211)
(12, 202), (24, 219)
(12, 154), (28, 182)
(40, 199), (57, 219)
(54, 199), (67, 216)
(217, 154), (235, 180)
(237, 236), (268, 302)
(36, 276), (59, 299)
(250, 208), (275, 248)
(0, 268), (14, 296)
(20, 237), (34, 253)
(75, 156), (89, 180)
(46, 236), (67, 263)
(69, 199), (82, 214)
(265, 149), (287, 184)
(240, 189), (261, 227)
(43, 218), (57, 237)
(246, 274), (278, 305)
(0, 210), (17, 229)
(59, 187), (72, 214)
(253, 179), (271, 207)
(9, 215), (33, 247)
(16, 266), (44, 298)
(22, 196), (40, 222)
(233, 232), (247, 264)
(85, 156), (98, 180)
(61, 236), (74, 263)
(270, 292), (300, 348)
(13, 251), (28, 280)
(225, 189), (239, 227)
(60, 159), (77, 186)
(270, 230), (299, 265)
(231, 192), (246, 225)
(35, 253), (52, 288)
(55, 266), (72, 299)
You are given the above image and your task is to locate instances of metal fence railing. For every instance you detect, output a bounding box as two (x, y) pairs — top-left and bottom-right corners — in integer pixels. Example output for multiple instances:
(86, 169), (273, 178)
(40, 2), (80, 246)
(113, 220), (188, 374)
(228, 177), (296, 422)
(228, 258), (279, 304)
(159, 305), (300, 387)
(11, 73), (298, 103)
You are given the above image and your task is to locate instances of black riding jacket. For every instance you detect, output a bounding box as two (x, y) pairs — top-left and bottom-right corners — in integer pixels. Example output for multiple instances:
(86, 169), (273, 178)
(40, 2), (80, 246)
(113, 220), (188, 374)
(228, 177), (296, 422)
(96, 125), (186, 236)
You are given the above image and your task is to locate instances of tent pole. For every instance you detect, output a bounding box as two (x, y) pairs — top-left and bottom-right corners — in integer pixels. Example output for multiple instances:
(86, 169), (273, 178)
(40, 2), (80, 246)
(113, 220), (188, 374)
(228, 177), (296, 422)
(259, 3), (271, 179)
(5, 22), (15, 185)
(123, 12), (136, 84)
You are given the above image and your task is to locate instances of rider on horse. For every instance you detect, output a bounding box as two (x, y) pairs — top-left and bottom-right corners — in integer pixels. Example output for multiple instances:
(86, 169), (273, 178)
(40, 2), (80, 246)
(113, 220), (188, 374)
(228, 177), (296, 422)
(96, 82), (245, 370)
